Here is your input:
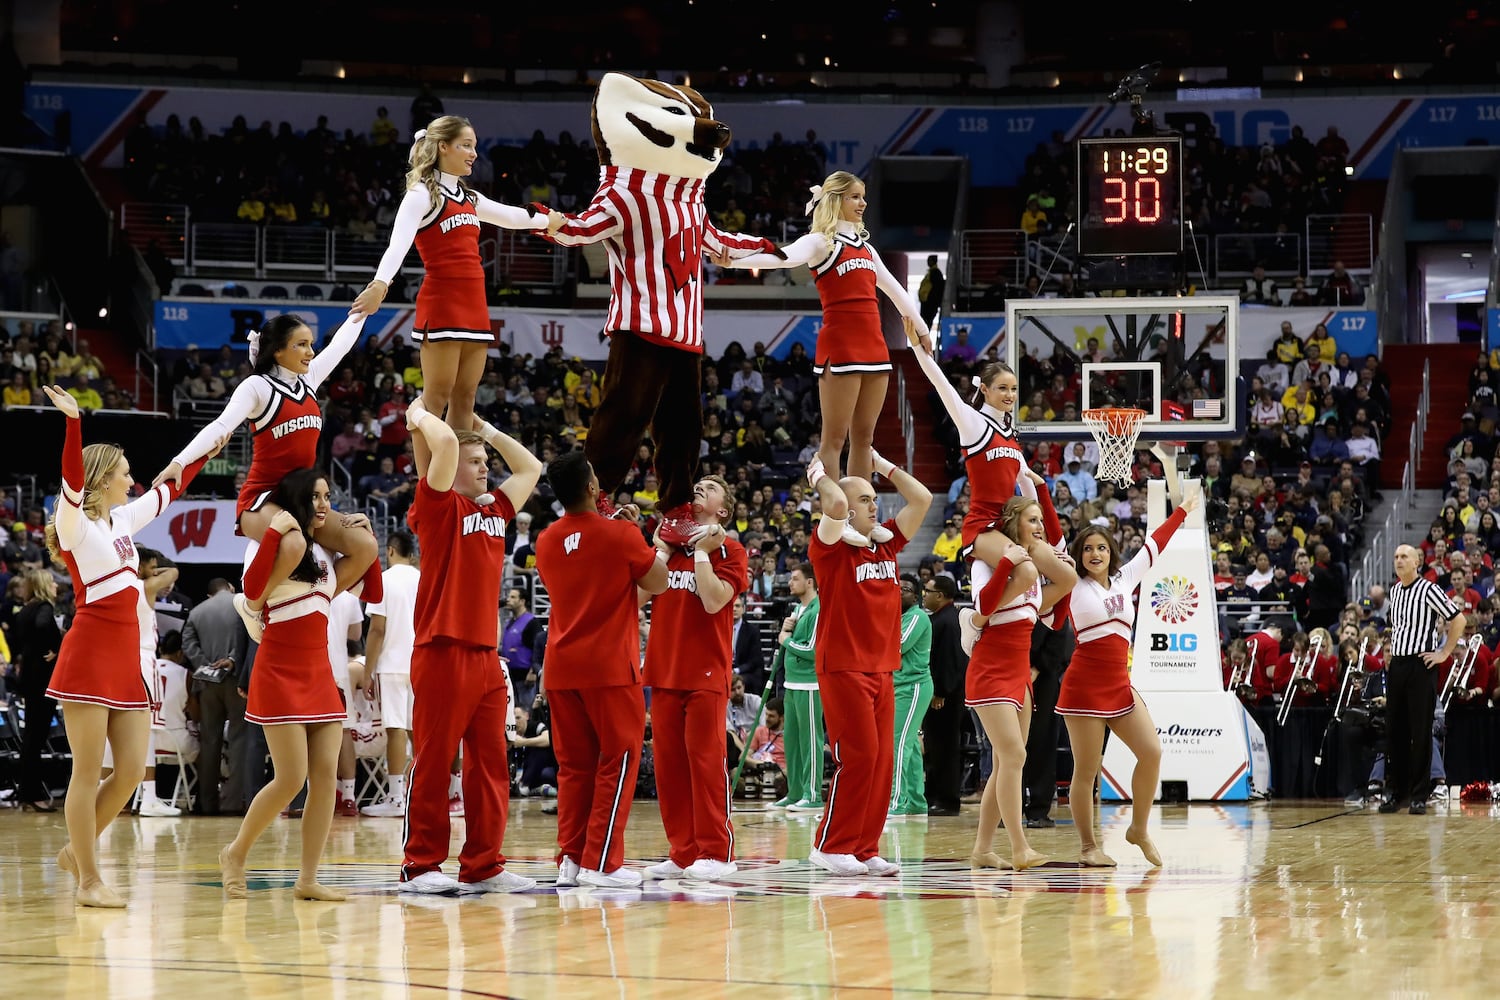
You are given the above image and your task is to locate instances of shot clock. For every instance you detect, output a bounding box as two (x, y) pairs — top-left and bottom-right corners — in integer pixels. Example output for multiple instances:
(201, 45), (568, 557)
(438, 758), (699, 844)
(1075, 136), (1183, 256)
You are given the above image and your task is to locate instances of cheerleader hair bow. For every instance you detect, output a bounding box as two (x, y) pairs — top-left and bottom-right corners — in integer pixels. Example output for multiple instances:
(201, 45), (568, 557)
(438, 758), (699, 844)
(248, 329), (262, 365)
(804, 184), (824, 216)
(408, 128), (428, 166)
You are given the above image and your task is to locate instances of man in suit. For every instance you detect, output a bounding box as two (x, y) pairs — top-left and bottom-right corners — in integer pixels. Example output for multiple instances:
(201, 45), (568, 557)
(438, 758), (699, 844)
(921, 576), (967, 816)
(182, 578), (251, 815)
(731, 594), (766, 691)
(1023, 616), (1074, 827)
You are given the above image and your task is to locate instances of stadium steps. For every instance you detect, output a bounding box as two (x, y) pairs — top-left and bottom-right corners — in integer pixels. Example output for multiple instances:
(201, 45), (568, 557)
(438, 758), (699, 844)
(875, 351), (951, 490)
(1381, 342), (1474, 490)
(76, 326), (155, 408)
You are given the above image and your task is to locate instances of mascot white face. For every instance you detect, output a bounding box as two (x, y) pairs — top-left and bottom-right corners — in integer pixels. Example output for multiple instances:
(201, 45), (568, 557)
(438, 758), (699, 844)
(591, 72), (731, 180)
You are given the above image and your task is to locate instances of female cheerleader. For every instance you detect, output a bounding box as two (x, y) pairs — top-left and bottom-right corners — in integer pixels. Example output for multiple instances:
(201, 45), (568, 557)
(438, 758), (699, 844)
(1059, 486), (1199, 868)
(152, 313), (375, 639)
(907, 329), (1031, 647)
(967, 476), (1077, 872)
(351, 115), (555, 432)
(42, 385), (219, 907)
(722, 171), (929, 488)
(219, 467), (383, 902)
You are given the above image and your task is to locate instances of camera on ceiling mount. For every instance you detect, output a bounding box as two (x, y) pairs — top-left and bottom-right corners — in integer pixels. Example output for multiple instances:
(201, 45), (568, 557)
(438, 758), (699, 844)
(1107, 61), (1167, 137)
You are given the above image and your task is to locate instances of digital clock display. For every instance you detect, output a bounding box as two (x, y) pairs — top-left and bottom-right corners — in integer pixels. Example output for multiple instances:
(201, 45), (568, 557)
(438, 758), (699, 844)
(1076, 136), (1183, 256)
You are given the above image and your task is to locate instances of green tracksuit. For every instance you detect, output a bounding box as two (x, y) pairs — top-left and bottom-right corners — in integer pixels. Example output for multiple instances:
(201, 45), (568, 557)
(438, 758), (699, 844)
(890, 603), (934, 815)
(780, 597), (824, 805)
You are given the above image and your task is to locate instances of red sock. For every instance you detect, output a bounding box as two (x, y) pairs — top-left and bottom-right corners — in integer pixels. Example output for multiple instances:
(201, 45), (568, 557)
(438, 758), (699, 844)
(978, 557), (1015, 617)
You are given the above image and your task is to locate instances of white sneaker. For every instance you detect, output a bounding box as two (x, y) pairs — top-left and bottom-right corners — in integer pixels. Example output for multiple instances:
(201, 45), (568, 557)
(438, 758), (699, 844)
(361, 798), (407, 818)
(863, 856), (901, 877)
(684, 859), (738, 882)
(448, 795), (464, 817)
(556, 856), (580, 887)
(458, 870), (537, 894)
(399, 871), (461, 895)
(645, 859), (685, 879)
(577, 866), (643, 888)
(960, 607), (985, 656)
(138, 798), (181, 817)
(786, 799), (824, 813)
(808, 849), (868, 877)
(232, 593), (264, 643)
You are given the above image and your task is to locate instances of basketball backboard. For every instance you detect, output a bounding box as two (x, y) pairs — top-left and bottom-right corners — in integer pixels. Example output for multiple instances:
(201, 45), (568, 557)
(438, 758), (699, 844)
(1004, 295), (1243, 443)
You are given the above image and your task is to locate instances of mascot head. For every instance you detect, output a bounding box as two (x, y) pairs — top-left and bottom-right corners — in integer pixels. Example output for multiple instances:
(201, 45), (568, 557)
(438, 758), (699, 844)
(591, 72), (730, 180)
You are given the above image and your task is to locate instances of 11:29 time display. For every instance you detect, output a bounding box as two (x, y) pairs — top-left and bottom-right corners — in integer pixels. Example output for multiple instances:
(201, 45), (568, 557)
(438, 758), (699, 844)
(1099, 147), (1171, 223)
(1076, 136), (1183, 255)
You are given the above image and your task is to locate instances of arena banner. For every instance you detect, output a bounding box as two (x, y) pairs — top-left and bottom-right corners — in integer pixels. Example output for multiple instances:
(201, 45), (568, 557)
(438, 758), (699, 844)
(134, 500), (244, 564)
(1101, 691), (1268, 800)
(1488, 308), (1500, 351)
(27, 81), (1500, 183)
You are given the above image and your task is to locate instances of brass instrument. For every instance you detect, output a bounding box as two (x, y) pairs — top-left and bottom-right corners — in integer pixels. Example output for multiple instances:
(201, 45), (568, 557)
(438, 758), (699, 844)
(1439, 636), (1482, 713)
(1229, 638), (1258, 698)
(1277, 632), (1324, 727)
(1332, 636), (1370, 722)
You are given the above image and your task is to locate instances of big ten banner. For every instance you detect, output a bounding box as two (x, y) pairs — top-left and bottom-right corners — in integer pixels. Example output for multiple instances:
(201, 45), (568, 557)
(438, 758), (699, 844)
(29, 82), (1500, 184)
(1131, 478), (1223, 694)
(1102, 690), (1267, 802)
(135, 500), (243, 564)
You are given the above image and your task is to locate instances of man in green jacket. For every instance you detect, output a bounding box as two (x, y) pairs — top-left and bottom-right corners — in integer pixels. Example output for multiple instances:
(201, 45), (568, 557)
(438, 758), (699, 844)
(890, 574), (934, 817)
(773, 563), (823, 811)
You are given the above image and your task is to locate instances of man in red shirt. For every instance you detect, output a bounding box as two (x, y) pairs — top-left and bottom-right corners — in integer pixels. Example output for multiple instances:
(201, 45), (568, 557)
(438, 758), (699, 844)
(399, 396), (543, 895)
(805, 447), (931, 877)
(641, 475), (748, 883)
(1242, 623), (1283, 705)
(536, 449), (669, 888)
(1445, 567), (1482, 614)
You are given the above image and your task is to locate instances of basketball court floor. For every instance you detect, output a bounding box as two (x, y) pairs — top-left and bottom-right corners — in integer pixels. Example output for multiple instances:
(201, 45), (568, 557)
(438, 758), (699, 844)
(1, 797), (1492, 998)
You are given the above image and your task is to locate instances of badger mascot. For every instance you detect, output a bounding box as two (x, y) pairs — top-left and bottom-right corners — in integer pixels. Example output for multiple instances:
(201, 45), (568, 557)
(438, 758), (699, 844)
(538, 72), (783, 543)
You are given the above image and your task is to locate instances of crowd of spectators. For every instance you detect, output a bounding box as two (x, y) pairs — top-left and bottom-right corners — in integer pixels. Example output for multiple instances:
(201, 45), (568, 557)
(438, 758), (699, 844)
(0, 321), (138, 412)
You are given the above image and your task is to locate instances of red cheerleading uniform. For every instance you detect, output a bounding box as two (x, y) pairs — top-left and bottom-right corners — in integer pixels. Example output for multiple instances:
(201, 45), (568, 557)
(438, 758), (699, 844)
(411, 189), (491, 342)
(810, 233), (889, 377)
(46, 416), (205, 710)
(958, 412), (1024, 556)
(808, 518), (908, 861)
(402, 479), (518, 885)
(1057, 508), (1187, 718)
(237, 379), (323, 524)
(967, 608), (1039, 712)
(644, 538), (749, 868)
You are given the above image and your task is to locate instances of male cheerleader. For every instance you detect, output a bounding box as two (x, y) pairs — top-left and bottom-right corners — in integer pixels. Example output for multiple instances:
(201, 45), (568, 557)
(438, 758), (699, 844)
(890, 574), (933, 817)
(399, 396), (542, 894)
(535, 449), (669, 888)
(773, 563), (823, 812)
(642, 475), (748, 882)
(805, 450), (931, 876)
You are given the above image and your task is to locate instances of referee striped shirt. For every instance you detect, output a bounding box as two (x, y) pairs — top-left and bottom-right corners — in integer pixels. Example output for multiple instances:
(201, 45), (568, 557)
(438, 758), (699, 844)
(1387, 576), (1461, 657)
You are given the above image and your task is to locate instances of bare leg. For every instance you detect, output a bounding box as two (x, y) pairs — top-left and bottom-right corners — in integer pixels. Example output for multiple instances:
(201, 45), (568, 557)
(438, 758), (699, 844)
(442, 342), (489, 433)
(1109, 693), (1165, 867)
(58, 704), (125, 906)
(973, 701), (1045, 868)
(294, 722), (347, 901)
(418, 341), (462, 425)
(97, 711), (150, 836)
(1063, 715), (1114, 866)
(817, 372), (861, 480)
(845, 373), (889, 484)
(239, 502), (307, 614)
(387, 728), (410, 777)
(221, 723), (311, 898)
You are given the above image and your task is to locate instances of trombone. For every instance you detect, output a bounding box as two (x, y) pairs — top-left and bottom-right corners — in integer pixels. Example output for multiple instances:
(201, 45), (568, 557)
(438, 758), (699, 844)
(1277, 631), (1324, 727)
(1439, 636), (1482, 712)
(1332, 636), (1370, 722)
(1229, 638), (1258, 699)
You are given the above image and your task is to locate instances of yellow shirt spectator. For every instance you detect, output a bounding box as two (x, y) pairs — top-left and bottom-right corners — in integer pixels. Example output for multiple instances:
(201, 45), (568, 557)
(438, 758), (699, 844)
(68, 384), (103, 411)
(1308, 326), (1336, 362)
(1020, 203), (1048, 236)
(402, 365), (424, 391)
(932, 525), (963, 563)
(236, 195), (266, 224)
(3, 381), (32, 407)
(1274, 332), (1303, 364)
(572, 379), (602, 411)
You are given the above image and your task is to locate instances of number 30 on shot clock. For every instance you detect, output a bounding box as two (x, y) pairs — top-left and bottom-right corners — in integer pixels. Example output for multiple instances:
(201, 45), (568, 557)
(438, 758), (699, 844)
(1075, 135), (1184, 256)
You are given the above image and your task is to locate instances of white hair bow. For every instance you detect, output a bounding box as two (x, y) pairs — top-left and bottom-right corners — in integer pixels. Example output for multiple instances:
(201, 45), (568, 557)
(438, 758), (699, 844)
(804, 185), (823, 216)
(414, 128), (427, 142)
(248, 329), (261, 365)
(971, 376), (983, 389)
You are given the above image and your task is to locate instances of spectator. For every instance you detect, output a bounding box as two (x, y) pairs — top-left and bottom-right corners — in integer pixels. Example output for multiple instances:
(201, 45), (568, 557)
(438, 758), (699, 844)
(1345, 421), (1380, 475)
(726, 673), (763, 748)
(1287, 275), (1315, 307)
(187, 363), (227, 401)
(931, 519), (963, 571)
(1257, 348), (1291, 395)
(3, 371), (31, 407)
(745, 697), (786, 777)
(1309, 418), (1349, 466)
(67, 373), (103, 411)
(730, 595), (765, 691)
(182, 578), (251, 816)
(1056, 455), (1097, 502)
(1274, 322), (1304, 364)
(1020, 195), (1048, 235)
(919, 255), (945, 328)
(1318, 260), (1363, 305)
(1240, 264), (1278, 306)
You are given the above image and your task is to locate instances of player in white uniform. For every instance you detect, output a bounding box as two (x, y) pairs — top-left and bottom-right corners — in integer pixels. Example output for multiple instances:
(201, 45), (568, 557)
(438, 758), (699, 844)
(327, 589), (366, 815)
(361, 530), (420, 817)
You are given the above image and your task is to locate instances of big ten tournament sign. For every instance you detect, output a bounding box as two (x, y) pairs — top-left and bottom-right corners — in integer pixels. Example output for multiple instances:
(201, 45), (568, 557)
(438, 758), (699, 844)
(1102, 477), (1269, 800)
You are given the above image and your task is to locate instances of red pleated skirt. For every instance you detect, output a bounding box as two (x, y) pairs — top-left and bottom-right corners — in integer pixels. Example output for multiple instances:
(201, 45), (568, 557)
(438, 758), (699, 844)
(1057, 634), (1138, 718)
(965, 618), (1033, 711)
(46, 610), (150, 711)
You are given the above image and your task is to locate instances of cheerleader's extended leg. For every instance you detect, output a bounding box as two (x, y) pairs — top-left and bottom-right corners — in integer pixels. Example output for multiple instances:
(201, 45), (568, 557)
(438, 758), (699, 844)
(845, 372), (889, 484)
(1108, 692), (1164, 867)
(1063, 714), (1115, 867)
(817, 372), (861, 481)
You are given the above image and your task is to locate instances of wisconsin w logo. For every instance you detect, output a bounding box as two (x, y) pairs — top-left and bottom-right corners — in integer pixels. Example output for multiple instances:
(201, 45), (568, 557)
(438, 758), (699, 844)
(169, 508), (217, 551)
(563, 531), (582, 555)
(662, 227), (700, 293)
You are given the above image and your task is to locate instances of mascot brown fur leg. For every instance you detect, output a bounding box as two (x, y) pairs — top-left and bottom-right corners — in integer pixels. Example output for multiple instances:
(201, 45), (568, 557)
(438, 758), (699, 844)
(587, 331), (703, 513)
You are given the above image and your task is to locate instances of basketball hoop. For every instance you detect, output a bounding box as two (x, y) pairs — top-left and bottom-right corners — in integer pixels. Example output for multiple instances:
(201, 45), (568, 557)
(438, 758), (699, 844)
(1083, 407), (1147, 486)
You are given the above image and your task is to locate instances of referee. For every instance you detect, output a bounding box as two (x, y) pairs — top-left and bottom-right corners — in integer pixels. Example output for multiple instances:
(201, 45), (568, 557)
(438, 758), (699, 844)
(1382, 545), (1465, 815)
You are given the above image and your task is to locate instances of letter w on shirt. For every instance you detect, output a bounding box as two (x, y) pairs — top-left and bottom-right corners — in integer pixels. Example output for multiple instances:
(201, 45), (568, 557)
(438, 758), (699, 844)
(563, 531), (582, 554)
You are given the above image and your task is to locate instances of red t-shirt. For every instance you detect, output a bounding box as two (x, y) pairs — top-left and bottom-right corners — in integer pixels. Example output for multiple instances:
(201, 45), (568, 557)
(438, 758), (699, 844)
(644, 539), (749, 692)
(536, 511), (658, 689)
(406, 479), (513, 649)
(808, 519), (909, 674)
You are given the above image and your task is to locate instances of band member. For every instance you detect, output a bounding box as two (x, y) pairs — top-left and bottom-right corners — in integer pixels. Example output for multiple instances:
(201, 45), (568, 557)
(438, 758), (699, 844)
(398, 397), (542, 893)
(642, 476), (748, 882)
(220, 469), (383, 901)
(1060, 487), (1200, 867)
(42, 385), (217, 907)
(536, 450), (670, 888)
(804, 447), (931, 876)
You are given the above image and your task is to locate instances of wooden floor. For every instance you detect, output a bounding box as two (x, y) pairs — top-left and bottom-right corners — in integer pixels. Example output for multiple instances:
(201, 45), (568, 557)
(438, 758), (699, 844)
(2, 796), (1497, 999)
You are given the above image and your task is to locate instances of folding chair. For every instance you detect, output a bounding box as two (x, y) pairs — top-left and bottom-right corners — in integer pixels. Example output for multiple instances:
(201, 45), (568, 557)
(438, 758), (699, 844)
(351, 682), (389, 806)
(0, 705), (23, 806)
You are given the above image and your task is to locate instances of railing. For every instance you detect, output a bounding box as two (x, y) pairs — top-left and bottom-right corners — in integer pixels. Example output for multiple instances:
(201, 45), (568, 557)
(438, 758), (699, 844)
(120, 202), (190, 265)
(895, 366), (914, 473)
(1304, 213), (1374, 276)
(959, 229), (1029, 289)
(133, 348), (160, 413)
(1351, 505), (1397, 603)
(1416, 361), (1430, 478)
(1213, 232), (1302, 278)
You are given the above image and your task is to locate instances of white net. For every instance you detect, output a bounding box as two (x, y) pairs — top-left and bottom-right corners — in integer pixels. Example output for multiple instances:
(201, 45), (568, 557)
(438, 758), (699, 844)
(1082, 408), (1147, 486)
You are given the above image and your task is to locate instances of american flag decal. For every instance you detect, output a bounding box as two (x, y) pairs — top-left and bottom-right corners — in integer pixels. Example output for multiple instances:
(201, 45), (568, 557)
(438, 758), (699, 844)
(1193, 399), (1223, 418)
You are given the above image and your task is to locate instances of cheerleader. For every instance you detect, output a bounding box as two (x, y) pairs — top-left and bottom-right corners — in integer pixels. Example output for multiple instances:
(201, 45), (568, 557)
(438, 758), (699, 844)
(722, 171), (930, 489)
(152, 312), (374, 639)
(219, 468), (383, 902)
(41, 385), (218, 907)
(1059, 486), (1200, 868)
(351, 115), (554, 433)
(907, 329), (1029, 644)
(966, 478), (1076, 872)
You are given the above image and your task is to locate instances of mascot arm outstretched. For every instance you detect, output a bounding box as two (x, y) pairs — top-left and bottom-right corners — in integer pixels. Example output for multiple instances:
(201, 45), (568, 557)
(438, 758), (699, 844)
(701, 219), (785, 262)
(373, 187), (548, 287)
(725, 231), (829, 271)
(528, 190), (621, 247)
